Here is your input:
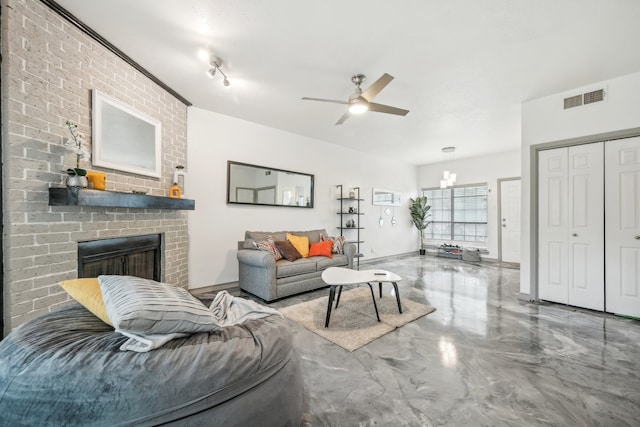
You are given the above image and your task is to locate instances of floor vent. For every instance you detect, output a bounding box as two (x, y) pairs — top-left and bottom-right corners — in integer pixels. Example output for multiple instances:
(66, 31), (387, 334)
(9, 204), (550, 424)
(564, 94), (583, 109)
(583, 89), (605, 105)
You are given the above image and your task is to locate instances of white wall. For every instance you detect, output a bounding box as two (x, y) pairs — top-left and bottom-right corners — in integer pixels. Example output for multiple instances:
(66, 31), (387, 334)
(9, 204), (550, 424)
(520, 71), (640, 296)
(417, 150), (521, 259)
(187, 107), (419, 288)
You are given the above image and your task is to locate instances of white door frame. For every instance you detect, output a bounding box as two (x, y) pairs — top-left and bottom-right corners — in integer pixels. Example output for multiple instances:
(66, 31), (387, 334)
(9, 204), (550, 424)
(529, 127), (640, 302)
(497, 177), (521, 264)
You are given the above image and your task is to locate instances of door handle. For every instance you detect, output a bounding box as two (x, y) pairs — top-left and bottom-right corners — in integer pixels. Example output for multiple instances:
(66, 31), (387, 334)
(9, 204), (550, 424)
(635, 235), (640, 240)
(572, 233), (578, 237)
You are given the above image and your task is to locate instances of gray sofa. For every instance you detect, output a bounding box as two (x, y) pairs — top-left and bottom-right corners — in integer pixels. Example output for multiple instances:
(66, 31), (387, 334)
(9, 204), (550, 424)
(237, 229), (356, 301)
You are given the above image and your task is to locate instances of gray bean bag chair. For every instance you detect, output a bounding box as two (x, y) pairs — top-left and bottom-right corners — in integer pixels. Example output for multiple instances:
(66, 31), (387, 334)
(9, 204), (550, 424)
(0, 303), (303, 426)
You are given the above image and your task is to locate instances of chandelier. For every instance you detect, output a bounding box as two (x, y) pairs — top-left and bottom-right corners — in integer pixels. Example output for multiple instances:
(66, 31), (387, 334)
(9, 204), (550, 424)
(440, 146), (457, 189)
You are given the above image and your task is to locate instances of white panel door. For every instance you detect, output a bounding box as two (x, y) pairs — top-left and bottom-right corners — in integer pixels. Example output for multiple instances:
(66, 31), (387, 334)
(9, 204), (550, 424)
(500, 179), (521, 263)
(539, 148), (569, 304)
(605, 137), (640, 317)
(567, 142), (604, 311)
(538, 143), (604, 310)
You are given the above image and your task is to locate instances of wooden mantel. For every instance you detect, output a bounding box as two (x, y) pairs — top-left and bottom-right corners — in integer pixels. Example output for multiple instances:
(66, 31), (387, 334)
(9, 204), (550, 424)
(48, 187), (195, 210)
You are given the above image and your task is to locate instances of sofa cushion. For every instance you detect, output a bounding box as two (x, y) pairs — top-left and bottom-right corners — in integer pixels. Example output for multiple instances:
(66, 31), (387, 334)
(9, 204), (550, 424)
(276, 258), (317, 278)
(315, 255), (349, 271)
(253, 236), (283, 260)
(274, 240), (302, 262)
(286, 233), (310, 258)
(322, 234), (345, 254)
(308, 241), (332, 258)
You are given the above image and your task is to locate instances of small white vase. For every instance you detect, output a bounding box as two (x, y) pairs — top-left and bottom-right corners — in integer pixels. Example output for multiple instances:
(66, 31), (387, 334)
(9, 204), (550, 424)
(66, 175), (88, 188)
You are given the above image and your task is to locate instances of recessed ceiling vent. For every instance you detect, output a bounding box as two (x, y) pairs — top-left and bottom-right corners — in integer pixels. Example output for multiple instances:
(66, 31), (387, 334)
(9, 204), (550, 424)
(564, 94), (582, 109)
(583, 89), (605, 105)
(564, 88), (606, 109)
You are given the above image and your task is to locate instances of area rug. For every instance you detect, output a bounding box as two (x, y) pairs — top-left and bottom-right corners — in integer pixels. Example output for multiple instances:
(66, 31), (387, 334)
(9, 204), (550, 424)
(279, 287), (436, 351)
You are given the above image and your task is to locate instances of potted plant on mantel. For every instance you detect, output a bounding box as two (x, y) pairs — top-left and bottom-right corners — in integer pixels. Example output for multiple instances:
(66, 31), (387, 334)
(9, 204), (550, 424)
(64, 120), (90, 188)
(409, 196), (431, 255)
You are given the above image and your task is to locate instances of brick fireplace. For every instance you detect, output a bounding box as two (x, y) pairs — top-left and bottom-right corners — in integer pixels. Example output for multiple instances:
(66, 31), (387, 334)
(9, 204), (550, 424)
(2, 0), (191, 332)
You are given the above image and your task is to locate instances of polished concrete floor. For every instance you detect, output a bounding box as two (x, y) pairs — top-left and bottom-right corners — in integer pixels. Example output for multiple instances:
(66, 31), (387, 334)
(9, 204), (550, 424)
(256, 255), (640, 427)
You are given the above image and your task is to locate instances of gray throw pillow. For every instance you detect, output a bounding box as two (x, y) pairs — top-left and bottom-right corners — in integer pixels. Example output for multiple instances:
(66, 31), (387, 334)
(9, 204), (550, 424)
(98, 275), (220, 334)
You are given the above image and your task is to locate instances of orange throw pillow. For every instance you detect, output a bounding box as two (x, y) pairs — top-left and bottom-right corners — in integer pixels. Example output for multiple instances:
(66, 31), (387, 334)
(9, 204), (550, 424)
(308, 240), (333, 258)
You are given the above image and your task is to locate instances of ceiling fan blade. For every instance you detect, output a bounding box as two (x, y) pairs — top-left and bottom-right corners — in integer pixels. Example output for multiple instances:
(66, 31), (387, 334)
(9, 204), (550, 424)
(335, 111), (351, 125)
(367, 102), (409, 116)
(302, 97), (348, 105)
(360, 73), (394, 101)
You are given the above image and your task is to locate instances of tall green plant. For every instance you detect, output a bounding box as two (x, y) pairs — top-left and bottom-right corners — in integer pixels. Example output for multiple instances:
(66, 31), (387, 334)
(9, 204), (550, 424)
(409, 196), (431, 250)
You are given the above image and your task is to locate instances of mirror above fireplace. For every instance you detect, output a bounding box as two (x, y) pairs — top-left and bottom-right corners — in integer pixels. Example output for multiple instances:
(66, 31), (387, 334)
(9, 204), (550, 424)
(227, 161), (314, 208)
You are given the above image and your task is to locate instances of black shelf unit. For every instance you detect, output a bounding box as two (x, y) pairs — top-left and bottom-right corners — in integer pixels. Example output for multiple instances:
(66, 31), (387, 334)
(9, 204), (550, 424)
(336, 185), (364, 269)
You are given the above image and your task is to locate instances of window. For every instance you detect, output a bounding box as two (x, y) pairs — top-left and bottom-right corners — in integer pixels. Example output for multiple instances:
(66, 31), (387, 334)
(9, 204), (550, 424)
(421, 184), (488, 243)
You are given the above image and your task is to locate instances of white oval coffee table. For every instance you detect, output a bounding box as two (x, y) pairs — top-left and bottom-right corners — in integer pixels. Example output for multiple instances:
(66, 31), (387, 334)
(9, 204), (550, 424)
(321, 267), (403, 328)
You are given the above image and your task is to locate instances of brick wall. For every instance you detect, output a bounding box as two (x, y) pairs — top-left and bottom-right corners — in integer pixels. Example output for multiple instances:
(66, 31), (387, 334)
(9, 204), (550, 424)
(2, 0), (190, 331)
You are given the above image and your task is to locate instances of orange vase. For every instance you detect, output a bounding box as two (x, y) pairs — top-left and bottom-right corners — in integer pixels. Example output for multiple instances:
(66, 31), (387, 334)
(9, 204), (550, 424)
(168, 183), (182, 199)
(86, 171), (106, 190)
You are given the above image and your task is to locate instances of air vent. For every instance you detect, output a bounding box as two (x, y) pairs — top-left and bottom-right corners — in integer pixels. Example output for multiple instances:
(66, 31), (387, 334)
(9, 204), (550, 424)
(583, 89), (605, 105)
(564, 94), (583, 109)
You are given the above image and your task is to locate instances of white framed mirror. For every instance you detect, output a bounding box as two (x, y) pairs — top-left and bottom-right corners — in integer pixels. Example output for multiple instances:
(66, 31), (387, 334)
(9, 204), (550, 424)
(372, 188), (402, 206)
(92, 90), (162, 178)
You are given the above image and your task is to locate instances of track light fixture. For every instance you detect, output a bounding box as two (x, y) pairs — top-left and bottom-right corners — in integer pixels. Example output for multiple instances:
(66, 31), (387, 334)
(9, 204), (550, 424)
(206, 56), (230, 87)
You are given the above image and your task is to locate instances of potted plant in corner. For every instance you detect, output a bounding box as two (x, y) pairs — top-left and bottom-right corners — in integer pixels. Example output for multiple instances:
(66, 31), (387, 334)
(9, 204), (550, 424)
(409, 196), (431, 255)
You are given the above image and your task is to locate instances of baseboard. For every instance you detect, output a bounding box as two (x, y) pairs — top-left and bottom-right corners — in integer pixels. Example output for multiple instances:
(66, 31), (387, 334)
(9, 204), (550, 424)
(190, 281), (241, 297)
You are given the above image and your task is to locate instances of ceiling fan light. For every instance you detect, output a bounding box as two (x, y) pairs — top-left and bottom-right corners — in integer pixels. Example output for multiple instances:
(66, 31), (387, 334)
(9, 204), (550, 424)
(348, 99), (368, 114)
(223, 78), (230, 87)
(207, 68), (216, 78)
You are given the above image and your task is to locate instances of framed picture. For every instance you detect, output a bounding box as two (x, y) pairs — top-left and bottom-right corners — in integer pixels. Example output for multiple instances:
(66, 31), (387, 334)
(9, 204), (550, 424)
(92, 90), (162, 178)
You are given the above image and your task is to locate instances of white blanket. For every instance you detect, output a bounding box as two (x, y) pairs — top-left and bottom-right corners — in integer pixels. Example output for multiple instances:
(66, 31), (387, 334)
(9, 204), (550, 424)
(119, 291), (281, 352)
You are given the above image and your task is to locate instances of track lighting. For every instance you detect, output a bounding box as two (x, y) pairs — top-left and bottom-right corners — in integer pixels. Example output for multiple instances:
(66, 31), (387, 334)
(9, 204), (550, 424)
(205, 55), (230, 87)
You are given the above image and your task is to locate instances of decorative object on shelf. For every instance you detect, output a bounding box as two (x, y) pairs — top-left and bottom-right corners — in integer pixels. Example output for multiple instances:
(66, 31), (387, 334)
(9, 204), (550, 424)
(168, 183), (182, 199)
(86, 171), (106, 190)
(92, 90), (162, 178)
(440, 146), (457, 189)
(409, 196), (431, 255)
(173, 165), (186, 197)
(64, 120), (90, 188)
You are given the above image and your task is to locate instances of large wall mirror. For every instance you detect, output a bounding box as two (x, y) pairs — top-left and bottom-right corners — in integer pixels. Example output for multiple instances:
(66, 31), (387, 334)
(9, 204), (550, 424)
(372, 188), (402, 206)
(227, 161), (314, 208)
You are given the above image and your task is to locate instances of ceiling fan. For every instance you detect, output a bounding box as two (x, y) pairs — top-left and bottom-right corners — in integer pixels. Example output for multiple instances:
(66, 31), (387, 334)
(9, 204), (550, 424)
(302, 73), (409, 125)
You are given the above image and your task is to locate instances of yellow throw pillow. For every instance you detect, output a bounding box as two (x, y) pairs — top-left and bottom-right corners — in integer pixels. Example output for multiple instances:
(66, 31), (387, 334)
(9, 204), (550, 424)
(59, 278), (112, 326)
(286, 233), (310, 258)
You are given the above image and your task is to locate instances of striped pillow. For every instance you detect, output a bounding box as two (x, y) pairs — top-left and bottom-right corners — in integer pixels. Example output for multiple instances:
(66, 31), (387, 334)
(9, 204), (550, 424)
(253, 236), (283, 260)
(321, 234), (345, 254)
(98, 275), (220, 334)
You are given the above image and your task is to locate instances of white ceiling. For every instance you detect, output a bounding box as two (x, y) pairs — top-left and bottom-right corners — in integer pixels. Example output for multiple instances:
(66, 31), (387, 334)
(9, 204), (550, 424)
(55, 0), (640, 165)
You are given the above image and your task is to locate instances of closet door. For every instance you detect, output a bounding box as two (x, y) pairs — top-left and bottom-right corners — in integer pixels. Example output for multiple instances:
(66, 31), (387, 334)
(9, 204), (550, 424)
(538, 143), (604, 310)
(539, 148), (569, 304)
(567, 142), (604, 311)
(605, 137), (640, 317)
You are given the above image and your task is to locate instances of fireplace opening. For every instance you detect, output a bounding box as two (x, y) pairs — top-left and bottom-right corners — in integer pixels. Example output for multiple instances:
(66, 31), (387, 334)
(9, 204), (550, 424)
(78, 234), (162, 281)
